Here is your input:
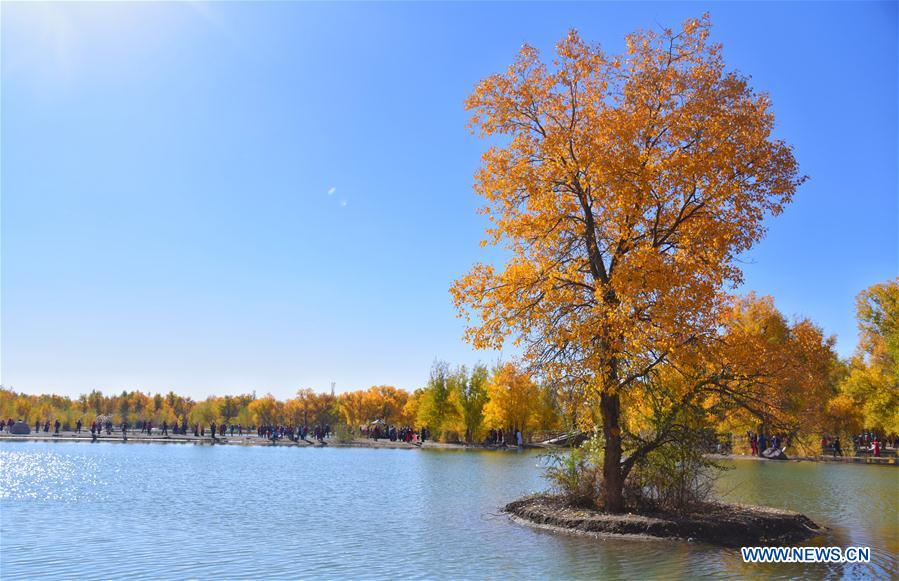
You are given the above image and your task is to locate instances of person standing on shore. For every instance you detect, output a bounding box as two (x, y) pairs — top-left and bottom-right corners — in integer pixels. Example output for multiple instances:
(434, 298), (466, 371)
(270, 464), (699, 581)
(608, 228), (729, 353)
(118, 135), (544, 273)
(54, 419), (60, 435)
(122, 422), (128, 441)
(833, 437), (843, 457)
(76, 419), (82, 433)
(210, 422), (217, 441)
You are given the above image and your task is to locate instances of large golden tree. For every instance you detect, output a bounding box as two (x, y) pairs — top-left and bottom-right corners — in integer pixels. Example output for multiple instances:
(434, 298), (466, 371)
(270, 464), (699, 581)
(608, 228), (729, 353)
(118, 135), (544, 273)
(452, 15), (805, 512)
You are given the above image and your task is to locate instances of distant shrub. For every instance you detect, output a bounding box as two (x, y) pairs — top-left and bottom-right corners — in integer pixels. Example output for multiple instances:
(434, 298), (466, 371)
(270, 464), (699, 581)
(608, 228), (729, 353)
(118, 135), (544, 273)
(441, 430), (463, 444)
(333, 424), (355, 443)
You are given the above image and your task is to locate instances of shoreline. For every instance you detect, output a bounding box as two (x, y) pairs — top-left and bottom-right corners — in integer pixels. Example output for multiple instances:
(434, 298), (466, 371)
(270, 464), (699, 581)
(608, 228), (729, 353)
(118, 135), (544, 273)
(504, 494), (823, 547)
(0, 431), (529, 451)
(1, 434), (895, 464)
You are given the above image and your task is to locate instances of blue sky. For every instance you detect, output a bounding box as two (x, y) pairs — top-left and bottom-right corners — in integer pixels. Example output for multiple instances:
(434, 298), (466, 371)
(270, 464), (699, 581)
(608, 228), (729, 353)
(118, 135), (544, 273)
(2, 2), (896, 400)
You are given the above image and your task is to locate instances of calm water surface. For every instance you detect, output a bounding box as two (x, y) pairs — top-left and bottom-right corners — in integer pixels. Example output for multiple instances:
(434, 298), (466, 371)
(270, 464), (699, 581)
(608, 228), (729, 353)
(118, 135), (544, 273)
(1, 441), (896, 579)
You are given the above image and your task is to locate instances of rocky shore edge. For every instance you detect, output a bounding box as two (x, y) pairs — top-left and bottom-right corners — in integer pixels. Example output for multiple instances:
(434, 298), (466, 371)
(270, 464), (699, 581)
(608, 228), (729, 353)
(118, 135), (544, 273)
(504, 494), (823, 547)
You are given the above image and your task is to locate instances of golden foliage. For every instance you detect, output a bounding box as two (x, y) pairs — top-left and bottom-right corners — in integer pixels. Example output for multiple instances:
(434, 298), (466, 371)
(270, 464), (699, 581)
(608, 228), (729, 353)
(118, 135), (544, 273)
(483, 363), (558, 434)
(833, 278), (899, 433)
(452, 16), (805, 398)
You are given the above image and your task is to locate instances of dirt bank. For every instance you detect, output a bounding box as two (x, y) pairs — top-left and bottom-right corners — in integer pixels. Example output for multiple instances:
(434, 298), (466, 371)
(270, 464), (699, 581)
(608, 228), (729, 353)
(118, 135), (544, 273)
(504, 494), (823, 547)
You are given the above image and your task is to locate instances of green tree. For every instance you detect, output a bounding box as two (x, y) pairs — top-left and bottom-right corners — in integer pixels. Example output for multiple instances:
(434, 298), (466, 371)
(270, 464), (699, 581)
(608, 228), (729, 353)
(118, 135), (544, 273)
(452, 365), (490, 443)
(417, 361), (460, 440)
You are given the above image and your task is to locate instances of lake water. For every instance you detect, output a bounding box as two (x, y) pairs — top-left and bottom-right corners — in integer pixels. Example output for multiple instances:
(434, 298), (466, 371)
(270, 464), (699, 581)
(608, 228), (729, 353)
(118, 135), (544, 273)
(0, 441), (896, 579)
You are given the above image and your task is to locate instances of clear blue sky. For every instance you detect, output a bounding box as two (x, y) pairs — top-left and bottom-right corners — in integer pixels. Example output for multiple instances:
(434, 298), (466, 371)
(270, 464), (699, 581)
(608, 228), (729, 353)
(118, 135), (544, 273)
(2, 2), (896, 400)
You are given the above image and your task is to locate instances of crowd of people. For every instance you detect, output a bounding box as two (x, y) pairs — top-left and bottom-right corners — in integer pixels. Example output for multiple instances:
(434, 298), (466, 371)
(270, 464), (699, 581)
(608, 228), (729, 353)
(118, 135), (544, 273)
(0, 417), (330, 443)
(486, 428), (525, 446)
(823, 432), (897, 457)
(746, 431), (788, 456)
(747, 430), (899, 459)
(256, 424), (331, 442)
(357, 423), (421, 443)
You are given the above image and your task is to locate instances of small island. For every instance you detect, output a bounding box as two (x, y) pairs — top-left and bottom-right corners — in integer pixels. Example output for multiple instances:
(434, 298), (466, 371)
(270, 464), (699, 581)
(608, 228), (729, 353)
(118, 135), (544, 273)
(505, 494), (822, 547)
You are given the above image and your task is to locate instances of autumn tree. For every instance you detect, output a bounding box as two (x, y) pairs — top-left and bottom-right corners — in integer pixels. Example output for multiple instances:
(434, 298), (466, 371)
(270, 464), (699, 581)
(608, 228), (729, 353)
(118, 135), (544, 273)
(306, 392), (338, 427)
(248, 394), (282, 427)
(836, 279), (899, 433)
(338, 390), (374, 428)
(482, 363), (543, 438)
(624, 294), (839, 464)
(402, 389), (425, 429)
(190, 398), (221, 427)
(416, 361), (461, 440)
(368, 386), (409, 425)
(452, 16), (804, 511)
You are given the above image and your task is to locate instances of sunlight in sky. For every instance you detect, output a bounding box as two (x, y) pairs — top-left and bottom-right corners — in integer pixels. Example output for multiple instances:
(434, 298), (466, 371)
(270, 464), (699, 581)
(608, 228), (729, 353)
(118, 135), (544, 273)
(5, 3), (144, 77)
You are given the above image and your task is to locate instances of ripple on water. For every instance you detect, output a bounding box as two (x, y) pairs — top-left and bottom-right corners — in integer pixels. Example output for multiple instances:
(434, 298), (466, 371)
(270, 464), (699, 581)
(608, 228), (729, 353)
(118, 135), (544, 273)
(0, 443), (896, 580)
(0, 450), (108, 502)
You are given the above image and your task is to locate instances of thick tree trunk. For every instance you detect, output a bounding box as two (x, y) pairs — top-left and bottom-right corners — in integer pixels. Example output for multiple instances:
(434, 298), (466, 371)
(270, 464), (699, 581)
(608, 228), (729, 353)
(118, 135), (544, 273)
(600, 391), (625, 513)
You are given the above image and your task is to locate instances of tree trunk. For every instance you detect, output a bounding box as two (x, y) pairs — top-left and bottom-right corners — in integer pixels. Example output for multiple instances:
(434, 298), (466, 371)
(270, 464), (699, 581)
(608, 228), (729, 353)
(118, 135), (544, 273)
(600, 391), (625, 513)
